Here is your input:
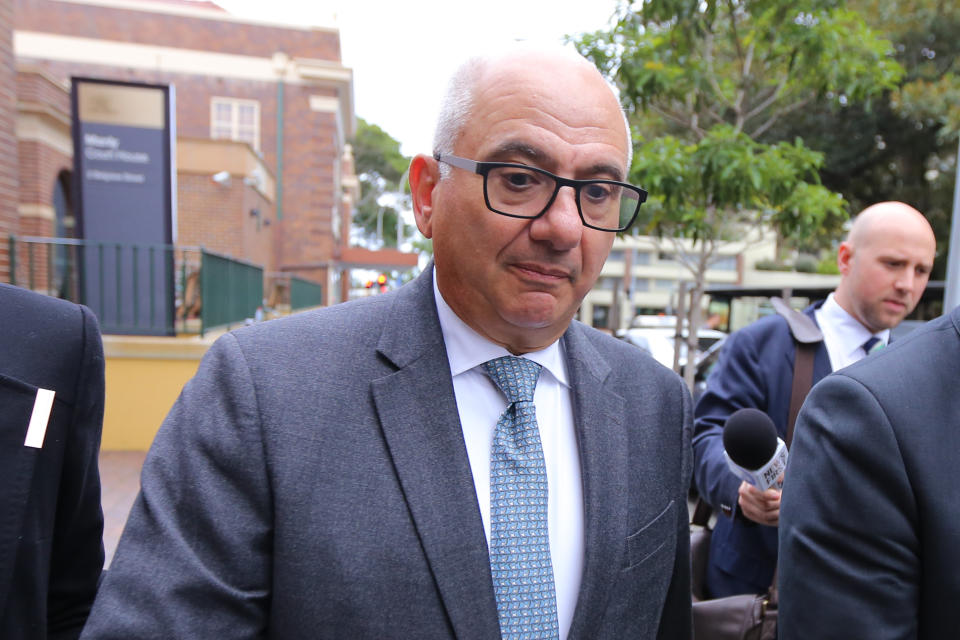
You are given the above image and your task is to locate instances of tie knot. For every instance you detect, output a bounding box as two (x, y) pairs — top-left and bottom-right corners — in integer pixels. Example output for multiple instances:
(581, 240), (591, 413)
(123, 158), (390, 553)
(483, 356), (541, 404)
(863, 336), (884, 355)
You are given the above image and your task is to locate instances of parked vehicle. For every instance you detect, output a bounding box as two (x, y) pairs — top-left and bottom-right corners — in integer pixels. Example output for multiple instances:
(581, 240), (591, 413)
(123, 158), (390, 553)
(618, 322), (726, 372)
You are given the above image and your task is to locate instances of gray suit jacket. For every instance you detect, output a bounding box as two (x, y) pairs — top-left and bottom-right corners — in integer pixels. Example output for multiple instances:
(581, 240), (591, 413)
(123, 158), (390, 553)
(779, 304), (960, 639)
(82, 269), (693, 639)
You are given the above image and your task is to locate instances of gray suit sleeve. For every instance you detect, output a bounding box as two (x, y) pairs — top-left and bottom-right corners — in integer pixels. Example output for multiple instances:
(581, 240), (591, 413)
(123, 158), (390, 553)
(82, 333), (273, 639)
(778, 373), (919, 639)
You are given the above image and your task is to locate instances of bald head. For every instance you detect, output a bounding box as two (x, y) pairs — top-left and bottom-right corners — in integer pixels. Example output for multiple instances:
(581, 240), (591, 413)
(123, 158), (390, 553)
(846, 201), (933, 249)
(432, 44), (631, 173)
(834, 201), (937, 332)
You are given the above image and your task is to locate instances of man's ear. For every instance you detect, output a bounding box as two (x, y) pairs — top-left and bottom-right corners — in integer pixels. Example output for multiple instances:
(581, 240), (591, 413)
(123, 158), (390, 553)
(837, 241), (853, 276)
(409, 154), (439, 239)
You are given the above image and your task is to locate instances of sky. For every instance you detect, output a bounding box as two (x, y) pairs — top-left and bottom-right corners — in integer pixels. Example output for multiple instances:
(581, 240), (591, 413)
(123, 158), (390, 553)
(214, 0), (619, 156)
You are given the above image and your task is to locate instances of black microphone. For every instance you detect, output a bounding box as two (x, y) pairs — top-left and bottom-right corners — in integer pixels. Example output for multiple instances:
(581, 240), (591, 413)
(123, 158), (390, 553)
(722, 408), (787, 491)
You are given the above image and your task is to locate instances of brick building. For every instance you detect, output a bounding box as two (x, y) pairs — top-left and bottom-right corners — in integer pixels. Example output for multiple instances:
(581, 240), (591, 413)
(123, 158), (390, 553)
(2, 0), (412, 310)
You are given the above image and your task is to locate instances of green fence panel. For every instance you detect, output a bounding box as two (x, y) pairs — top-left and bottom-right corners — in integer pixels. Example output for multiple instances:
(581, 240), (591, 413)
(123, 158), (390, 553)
(200, 249), (263, 335)
(289, 276), (323, 311)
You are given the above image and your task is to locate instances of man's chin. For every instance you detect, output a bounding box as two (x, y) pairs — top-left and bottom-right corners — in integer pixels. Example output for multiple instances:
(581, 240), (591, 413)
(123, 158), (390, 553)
(499, 298), (574, 332)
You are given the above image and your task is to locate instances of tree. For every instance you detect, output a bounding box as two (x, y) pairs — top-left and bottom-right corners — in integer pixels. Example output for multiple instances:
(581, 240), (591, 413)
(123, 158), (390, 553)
(760, 0), (960, 280)
(575, 0), (903, 388)
(350, 117), (413, 249)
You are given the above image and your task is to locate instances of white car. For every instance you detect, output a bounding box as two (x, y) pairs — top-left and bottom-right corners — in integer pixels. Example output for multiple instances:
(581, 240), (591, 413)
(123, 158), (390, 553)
(619, 326), (726, 371)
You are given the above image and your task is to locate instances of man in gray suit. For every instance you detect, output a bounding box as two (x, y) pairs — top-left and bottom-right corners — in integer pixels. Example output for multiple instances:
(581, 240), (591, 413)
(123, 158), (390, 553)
(82, 45), (693, 639)
(779, 304), (960, 637)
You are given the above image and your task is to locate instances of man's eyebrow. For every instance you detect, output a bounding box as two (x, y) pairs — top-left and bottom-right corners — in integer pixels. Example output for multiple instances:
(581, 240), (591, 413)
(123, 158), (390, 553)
(584, 162), (624, 182)
(484, 142), (625, 181)
(485, 142), (548, 166)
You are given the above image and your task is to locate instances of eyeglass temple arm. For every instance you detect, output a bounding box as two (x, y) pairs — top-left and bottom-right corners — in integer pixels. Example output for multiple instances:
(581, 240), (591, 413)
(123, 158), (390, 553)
(434, 153), (479, 173)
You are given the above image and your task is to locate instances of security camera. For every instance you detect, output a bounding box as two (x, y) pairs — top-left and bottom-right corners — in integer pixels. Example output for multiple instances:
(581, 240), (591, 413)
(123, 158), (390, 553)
(211, 170), (231, 186)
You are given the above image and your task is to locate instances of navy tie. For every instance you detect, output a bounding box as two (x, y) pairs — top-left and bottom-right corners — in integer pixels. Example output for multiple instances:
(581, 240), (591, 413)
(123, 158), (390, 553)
(862, 336), (884, 355)
(483, 356), (560, 640)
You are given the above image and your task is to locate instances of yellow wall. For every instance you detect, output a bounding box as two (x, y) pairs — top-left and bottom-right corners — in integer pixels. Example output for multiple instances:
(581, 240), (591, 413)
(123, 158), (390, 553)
(102, 334), (215, 450)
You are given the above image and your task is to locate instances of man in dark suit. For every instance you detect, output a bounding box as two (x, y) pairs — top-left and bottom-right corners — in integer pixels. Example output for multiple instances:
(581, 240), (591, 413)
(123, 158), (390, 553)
(81, 45), (693, 639)
(779, 303), (960, 638)
(692, 202), (936, 598)
(0, 283), (105, 639)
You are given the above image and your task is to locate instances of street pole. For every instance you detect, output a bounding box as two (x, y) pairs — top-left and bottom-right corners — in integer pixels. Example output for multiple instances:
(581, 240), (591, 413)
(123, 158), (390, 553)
(945, 137), (960, 312)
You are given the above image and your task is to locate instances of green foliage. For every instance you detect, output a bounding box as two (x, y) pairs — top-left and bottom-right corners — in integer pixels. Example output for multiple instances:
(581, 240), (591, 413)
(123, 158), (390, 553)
(794, 256), (818, 273)
(754, 258), (793, 271)
(574, 0), (899, 256)
(573, 0), (901, 386)
(350, 118), (413, 248)
(353, 118), (409, 185)
(758, 0), (960, 278)
(816, 256), (841, 274)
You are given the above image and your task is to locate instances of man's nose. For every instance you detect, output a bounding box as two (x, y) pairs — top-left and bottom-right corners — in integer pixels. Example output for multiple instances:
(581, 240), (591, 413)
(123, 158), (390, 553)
(529, 185), (583, 250)
(895, 269), (916, 292)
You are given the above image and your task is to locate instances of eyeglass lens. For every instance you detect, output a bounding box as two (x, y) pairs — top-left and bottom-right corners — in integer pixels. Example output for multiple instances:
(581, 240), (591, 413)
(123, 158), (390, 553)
(486, 166), (639, 230)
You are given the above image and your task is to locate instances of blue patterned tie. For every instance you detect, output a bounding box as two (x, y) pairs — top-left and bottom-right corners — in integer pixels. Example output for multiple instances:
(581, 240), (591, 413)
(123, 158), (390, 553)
(483, 356), (559, 640)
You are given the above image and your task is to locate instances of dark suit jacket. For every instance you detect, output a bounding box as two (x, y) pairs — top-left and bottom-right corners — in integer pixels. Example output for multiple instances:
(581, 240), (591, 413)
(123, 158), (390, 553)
(692, 303), (831, 595)
(779, 305), (960, 639)
(0, 284), (105, 639)
(81, 268), (693, 639)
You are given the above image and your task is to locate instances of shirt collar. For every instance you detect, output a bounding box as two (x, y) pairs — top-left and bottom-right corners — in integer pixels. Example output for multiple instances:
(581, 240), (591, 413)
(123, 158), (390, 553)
(432, 267), (569, 387)
(820, 293), (890, 356)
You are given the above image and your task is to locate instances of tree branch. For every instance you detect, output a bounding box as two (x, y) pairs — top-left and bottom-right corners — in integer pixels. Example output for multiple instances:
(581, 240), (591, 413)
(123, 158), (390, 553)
(650, 104), (707, 138)
(749, 96), (813, 138)
(704, 29), (737, 112)
(734, 40), (756, 132)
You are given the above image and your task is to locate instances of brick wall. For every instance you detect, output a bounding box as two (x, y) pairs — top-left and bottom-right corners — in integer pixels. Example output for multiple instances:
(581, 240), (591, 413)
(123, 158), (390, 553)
(15, 0), (341, 60)
(0, 0), (17, 280)
(18, 140), (70, 208)
(177, 173), (275, 271)
(11, 0), (349, 298)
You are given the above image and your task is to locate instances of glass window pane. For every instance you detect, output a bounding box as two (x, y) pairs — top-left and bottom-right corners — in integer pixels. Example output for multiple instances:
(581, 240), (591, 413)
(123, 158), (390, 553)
(238, 104), (256, 125)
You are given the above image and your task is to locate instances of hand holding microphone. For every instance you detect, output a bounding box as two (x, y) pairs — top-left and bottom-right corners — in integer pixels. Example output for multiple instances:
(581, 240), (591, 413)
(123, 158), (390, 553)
(723, 408), (787, 526)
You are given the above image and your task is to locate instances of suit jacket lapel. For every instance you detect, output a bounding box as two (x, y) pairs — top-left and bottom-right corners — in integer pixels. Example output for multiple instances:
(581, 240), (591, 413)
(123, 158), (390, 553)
(561, 324), (629, 639)
(370, 270), (501, 639)
(801, 302), (833, 382)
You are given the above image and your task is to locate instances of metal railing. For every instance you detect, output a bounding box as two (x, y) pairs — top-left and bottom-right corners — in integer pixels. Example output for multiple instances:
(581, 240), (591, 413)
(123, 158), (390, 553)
(7, 236), (265, 336)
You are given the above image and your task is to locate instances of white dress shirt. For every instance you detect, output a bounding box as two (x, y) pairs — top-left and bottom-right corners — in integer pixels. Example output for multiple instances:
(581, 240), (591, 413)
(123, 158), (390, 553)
(815, 293), (889, 371)
(432, 272), (584, 639)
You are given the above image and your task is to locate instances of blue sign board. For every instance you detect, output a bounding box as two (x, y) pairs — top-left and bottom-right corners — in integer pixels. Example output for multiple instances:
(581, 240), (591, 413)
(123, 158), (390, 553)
(72, 79), (176, 335)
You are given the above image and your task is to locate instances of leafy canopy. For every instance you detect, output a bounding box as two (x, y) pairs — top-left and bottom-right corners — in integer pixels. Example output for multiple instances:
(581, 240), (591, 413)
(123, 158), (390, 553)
(576, 0), (903, 249)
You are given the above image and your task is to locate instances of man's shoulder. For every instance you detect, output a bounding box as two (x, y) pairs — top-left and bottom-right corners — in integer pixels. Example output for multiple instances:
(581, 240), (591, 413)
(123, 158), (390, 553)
(839, 309), (959, 387)
(718, 313), (793, 357)
(569, 320), (681, 382)
(0, 283), (86, 324)
(230, 291), (398, 348)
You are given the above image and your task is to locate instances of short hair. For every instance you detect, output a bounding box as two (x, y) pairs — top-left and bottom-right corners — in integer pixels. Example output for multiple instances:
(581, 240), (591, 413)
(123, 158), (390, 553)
(432, 44), (633, 179)
(432, 56), (484, 178)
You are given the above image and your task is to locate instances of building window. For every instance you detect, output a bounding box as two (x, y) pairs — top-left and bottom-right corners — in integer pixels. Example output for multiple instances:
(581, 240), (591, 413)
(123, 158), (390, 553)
(712, 255), (738, 271)
(211, 98), (260, 150)
(634, 251), (651, 265)
(654, 278), (675, 290)
(608, 249), (625, 262)
(596, 276), (621, 291)
(592, 305), (610, 328)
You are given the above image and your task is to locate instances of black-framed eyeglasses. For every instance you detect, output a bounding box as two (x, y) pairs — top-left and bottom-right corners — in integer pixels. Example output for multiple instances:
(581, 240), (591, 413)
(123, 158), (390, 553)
(434, 153), (647, 233)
